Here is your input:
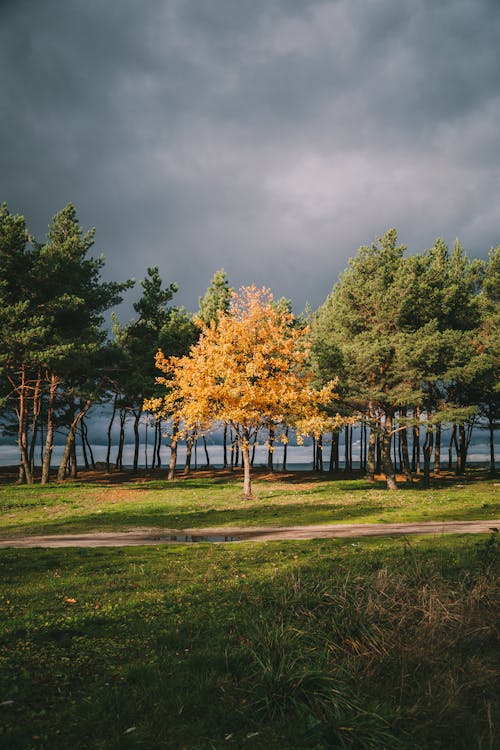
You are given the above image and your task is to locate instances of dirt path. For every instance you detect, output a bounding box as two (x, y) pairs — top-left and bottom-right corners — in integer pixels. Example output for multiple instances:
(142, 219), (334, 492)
(0, 519), (498, 548)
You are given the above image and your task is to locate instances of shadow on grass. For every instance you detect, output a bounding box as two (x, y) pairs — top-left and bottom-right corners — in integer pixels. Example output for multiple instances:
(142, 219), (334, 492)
(0, 536), (496, 750)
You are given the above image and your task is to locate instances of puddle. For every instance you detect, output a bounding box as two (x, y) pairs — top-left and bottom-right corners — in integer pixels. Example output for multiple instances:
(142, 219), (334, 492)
(158, 534), (236, 544)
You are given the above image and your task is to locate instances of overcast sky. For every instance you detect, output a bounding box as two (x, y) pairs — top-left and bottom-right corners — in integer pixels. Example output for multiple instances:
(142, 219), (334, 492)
(1, 0), (499, 317)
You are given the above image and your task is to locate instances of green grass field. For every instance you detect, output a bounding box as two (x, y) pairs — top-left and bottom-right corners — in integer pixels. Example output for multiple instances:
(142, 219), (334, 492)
(0, 471), (498, 748)
(0, 534), (498, 749)
(0, 470), (498, 538)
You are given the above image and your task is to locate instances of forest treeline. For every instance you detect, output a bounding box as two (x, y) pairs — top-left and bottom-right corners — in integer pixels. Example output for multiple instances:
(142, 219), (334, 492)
(0, 202), (498, 488)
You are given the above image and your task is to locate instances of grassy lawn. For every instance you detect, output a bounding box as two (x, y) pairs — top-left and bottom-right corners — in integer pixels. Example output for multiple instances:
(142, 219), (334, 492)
(0, 533), (498, 749)
(0, 470), (498, 538)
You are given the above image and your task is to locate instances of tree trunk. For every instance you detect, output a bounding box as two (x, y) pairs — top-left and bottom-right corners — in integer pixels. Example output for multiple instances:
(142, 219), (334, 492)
(115, 409), (127, 471)
(202, 434), (210, 467)
(184, 432), (194, 475)
(367, 404), (376, 482)
(434, 422), (441, 475)
(457, 419), (475, 475)
(488, 407), (496, 475)
(382, 411), (397, 489)
(449, 423), (458, 471)
(70, 438), (78, 478)
(132, 407), (142, 473)
(41, 373), (58, 484)
(83, 418), (96, 469)
(223, 423), (228, 468)
(400, 408), (412, 483)
(412, 406), (421, 473)
(241, 430), (253, 499)
(168, 419), (179, 480)
(16, 366), (33, 484)
(80, 417), (90, 469)
(106, 396), (118, 472)
(28, 370), (42, 477)
(282, 426), (289, 471)
(316, 433), (324, 472)
(251, 432), (257, 466)
(329, 430), (339, 473)
(57, 399), (92, 481)
(156, 419), (162, 468)
(267, 423), (275, 471)
(423, 425), (434, 486)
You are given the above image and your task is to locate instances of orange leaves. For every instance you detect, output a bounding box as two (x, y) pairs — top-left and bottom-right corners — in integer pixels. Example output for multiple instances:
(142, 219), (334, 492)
(146, 285), (340, 441)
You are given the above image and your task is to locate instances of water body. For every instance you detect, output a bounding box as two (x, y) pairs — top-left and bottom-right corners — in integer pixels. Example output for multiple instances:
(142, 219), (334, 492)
(0, 431), (497, 468)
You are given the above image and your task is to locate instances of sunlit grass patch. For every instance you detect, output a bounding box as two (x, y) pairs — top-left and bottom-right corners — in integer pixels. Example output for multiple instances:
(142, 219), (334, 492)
(0, 472), (498, 538)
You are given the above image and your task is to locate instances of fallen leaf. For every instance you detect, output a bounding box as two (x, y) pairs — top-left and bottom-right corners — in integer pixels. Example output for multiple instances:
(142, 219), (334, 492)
(64, 597), (77, 604)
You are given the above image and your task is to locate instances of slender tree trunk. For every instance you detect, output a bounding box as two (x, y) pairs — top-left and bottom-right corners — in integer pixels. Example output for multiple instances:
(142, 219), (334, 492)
(106, 396), (118, 472)
(400, 408), (412, 483)
(363, 419), (368, 470)
(316, 433), (324, 472)
(251, 432), (257, 466)
(359, 420), (365, 471)
(267, 423), (275, 471)
(412, 406), (421, 473)
(168, 418), (179, 480)
(29, 370), (42, 477)
(458, 423), (466, 474)
(202, 434), (210, 467)
(223, 423), (228, 468)
(184, 432), (195, 475)
(344, 425), (349, 472)
(448, 423), (458, 471)
(70, 438), (77, 478)
(488, 407), (496, 475)
(329, 430), (338, 473)
(241, 430), (253, 499)
(80, 418), (90, 469)
(457, 419), (475, 475)
(14, 366), (33, 484)
(382, 411), (397, 490)
(367, 404), (376, 482)
(282, 426), (289, 471)
(434, 422), (441, 475)
(83, 418), (96, 469)
(423, 425), (434, 486)
(41, 373), (58, 484)
(57, 399), (92, 481)
(132, 407), (142, 474)
(156, 419), (162, 468)
(115, 409), (127, 471)
(151, 419), (158, 470)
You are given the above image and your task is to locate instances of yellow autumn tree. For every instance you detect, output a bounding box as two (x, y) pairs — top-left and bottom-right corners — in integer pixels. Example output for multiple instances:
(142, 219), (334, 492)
(146, 286), (341, 498)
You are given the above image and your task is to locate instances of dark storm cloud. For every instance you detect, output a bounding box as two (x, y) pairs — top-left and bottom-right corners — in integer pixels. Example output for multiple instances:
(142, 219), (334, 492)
(1, 0), (499, 316)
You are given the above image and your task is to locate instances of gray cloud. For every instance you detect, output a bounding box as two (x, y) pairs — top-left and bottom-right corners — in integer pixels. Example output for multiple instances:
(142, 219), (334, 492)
(1, 0), (499, 318)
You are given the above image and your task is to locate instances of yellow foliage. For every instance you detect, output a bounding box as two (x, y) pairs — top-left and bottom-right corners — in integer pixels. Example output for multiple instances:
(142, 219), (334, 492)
(145, 286), (340, 444)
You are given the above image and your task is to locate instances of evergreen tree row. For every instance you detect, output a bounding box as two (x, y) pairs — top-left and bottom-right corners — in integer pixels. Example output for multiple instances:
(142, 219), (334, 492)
(0, 203), (498, 486)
